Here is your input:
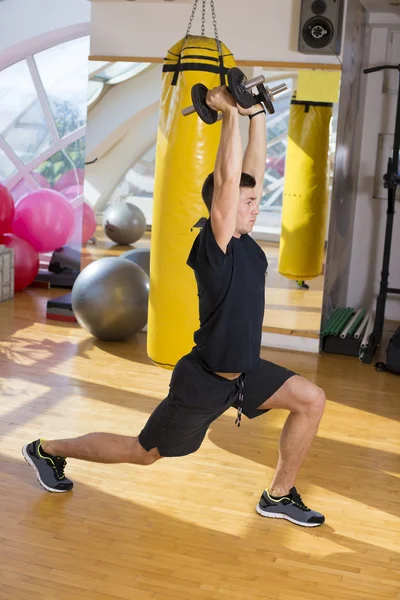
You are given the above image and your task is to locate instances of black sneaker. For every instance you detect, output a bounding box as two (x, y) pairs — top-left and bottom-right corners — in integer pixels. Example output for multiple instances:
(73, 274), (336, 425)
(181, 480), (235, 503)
(22, 439), (73, 493)
(256, 487), (325, 527)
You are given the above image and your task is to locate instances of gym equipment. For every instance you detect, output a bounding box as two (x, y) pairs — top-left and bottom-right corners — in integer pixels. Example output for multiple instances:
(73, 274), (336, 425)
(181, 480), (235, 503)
(182, 68), (265, 122)
(321, 306), (371, 357)
(11, 174), (50, 203)
(0, 184), (14, 235)
(48, 246), (81, 276)
(120, 248), (150, 277)
(69, 202), (96, 245)
(72, 257), (149, 341)
(34, 246), (81, 289)
(340, 309), (365, 339)
(61, 184), (84, 201)
(46, 292), (76, 323)
(81, 203), (97, 244)
(278, 92), (332, 281)
(0, 233), (39, 292)
(148, 24), (236, 367)
(0, 245), (14, 302)
(376, 326), (400, 375)
(54, 168), (85, 191)
(253, 81), (288, 116)
(12, 189), (75, 253)
(103, 203), (146, 246)
(360, 65), (400, 364)
(182, 68), (287, 124)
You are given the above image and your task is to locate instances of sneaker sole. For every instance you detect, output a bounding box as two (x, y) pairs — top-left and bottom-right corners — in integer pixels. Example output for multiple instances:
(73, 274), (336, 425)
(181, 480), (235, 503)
(22, 445), (71, 493)
(256, 503), (324, 527)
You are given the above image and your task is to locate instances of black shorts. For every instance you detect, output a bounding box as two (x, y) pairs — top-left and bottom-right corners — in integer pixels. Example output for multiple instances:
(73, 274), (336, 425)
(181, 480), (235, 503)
(138, 350), (296, 457)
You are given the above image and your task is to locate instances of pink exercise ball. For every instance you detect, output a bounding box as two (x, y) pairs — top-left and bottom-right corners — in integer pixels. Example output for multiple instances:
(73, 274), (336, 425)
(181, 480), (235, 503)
(69, 202), (97, 245)
(61, 184), (84, 201)
(54, 169), (85, 191)
(11, 175), (50, 203)
(0, 184), (14, 235)
(0, 233), (39, 292)
(12, 189), (75, 253)
(82, 202), (97, 244)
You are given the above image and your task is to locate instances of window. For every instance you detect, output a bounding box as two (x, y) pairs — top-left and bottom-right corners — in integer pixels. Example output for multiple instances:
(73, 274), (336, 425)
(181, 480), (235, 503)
(34, 37), (89, 138)
(90, 62), (150, 85)
(0, 60), (52, 164)
(0, 35), (88, 202)
(261, 76), (293, 215)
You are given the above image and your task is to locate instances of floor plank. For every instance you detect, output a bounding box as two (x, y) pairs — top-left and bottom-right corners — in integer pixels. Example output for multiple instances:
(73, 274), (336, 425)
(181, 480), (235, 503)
(0, 283), (399, 600)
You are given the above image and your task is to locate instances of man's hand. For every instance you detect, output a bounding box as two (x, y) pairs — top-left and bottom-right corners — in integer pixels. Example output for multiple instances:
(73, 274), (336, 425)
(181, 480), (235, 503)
(206, 86), (237, 114)
(237, 102), (265, 117)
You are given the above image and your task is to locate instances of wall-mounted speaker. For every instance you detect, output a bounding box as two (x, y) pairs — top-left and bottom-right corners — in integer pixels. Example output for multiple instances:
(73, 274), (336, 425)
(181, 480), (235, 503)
(298, 0), (345, 55)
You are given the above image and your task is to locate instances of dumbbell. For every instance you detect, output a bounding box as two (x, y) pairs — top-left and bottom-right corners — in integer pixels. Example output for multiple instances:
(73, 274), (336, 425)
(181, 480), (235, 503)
(182, 67), (266, 125)
(182, 67), (287, 124)
(253, 82), (288, 115)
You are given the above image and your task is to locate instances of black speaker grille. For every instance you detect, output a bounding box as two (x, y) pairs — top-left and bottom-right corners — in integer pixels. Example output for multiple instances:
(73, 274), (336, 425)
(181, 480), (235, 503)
(302, 16), (334, 49)
(311, 0), (327, 15)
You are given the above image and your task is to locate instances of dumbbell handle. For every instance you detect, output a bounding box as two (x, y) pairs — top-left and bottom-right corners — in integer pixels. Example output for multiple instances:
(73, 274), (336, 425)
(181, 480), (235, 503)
(213, 83), (288, 122)
(267, 83), (287, 98)
(182, 74), (266, 117)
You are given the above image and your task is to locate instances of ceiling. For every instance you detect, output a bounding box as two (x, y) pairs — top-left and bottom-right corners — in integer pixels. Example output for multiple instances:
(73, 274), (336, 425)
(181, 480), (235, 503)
(88, 0), (400, 15)
(360, 0), (400, 13)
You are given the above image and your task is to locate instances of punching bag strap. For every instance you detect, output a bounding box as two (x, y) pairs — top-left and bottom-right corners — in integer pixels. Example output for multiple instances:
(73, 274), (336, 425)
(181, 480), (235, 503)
(182, 0), (226, 86)
(171, 0), (203, 85)
(291, 92), (333, 113)
(209, 0), (225, 85)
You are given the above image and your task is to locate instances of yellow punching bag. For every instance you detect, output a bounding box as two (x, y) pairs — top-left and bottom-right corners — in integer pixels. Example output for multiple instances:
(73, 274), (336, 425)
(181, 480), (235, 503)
(148, 35), (236, 368)
(278, 93), (332, 281)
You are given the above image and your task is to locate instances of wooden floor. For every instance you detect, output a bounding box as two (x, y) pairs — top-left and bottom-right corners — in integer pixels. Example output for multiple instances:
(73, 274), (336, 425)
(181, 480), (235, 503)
(81, 229), (324, 338)
(0, 289), (399, 600)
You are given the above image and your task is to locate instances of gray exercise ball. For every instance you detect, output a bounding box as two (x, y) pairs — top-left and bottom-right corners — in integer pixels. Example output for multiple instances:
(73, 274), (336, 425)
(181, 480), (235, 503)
(103, 203), (146, 245)
(71, 257), (149, 341)
(120, 247), (150, 277)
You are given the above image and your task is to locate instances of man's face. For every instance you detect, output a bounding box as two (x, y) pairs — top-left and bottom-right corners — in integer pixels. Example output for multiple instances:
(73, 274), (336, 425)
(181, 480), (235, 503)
(235, 187), (260, 235)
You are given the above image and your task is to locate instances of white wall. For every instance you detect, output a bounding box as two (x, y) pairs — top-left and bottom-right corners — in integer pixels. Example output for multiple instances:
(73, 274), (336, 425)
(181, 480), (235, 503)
(85, 64), (162, 210)
(347, 16), (400, 321)
(0, 0), (90, 69)
(90, 0), (345, 64)
(322, 0), (368, 321)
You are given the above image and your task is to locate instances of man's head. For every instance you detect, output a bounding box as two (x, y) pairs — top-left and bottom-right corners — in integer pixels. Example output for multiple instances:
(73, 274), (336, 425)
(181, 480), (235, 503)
(201, 171), (260, 235)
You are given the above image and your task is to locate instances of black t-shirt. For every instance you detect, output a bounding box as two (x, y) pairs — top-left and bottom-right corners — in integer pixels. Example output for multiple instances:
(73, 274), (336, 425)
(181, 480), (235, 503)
(187, 218), (268, 372)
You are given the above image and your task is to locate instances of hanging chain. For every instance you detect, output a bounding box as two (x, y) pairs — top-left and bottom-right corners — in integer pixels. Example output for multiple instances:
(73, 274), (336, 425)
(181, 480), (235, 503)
(210, 0), (222, 55)
(186, 0), (221, 55)
(186, 0), (200, 37)
(201, 0), (206, 36)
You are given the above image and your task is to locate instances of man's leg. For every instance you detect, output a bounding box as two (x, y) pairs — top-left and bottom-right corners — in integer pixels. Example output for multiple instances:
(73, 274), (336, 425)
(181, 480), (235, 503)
(42, 434), (162, 465)
(22, 434), (162, 493)
(258, 375), (326, 496)
(255, 375), (326, 527)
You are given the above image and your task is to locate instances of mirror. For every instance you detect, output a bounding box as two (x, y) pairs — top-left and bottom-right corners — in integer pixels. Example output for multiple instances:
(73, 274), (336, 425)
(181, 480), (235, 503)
(84, 60), (339, 344)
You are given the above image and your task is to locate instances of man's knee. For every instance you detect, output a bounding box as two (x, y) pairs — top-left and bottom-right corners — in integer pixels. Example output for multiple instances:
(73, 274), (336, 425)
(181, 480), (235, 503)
(131, 438), (163, 466)
(140, 447), (163, 466)
(292, 377), (326, 417)
(302, 383), (326, 417)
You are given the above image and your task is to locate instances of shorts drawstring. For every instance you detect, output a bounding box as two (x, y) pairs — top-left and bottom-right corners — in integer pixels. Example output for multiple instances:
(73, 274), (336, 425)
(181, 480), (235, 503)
(235, 375), (245, 427)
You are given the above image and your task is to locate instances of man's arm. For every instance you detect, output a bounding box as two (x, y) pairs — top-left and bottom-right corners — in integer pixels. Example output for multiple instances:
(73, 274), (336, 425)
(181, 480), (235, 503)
(206, 86), (243, 253)
(242, 104), (267, 202)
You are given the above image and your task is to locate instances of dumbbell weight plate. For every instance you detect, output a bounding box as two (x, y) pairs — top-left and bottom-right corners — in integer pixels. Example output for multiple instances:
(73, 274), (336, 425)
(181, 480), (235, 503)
(227, 67), (256, 109)
(255, 84), (275, 115)
(191, 83), (218, 125)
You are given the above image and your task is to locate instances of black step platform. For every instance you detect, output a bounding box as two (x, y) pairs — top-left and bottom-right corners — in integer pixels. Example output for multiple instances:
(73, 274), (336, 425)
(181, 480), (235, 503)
(46, 292), (76, 323)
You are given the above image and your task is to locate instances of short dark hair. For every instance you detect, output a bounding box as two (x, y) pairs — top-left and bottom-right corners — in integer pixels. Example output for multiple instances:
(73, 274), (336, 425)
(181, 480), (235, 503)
(201, 171), (256, 213)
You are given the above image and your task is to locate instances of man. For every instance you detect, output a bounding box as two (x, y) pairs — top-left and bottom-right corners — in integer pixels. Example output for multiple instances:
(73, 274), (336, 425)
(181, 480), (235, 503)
(23, 86), (326, 527)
